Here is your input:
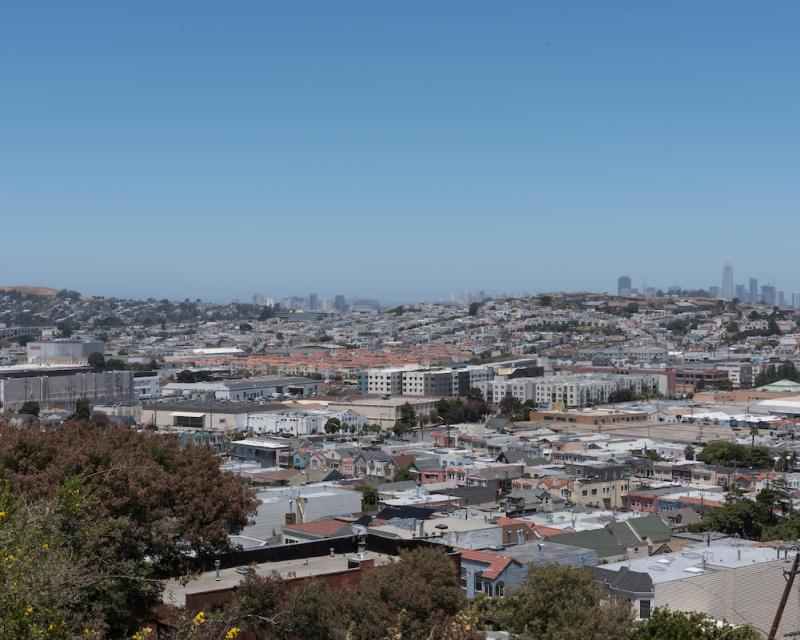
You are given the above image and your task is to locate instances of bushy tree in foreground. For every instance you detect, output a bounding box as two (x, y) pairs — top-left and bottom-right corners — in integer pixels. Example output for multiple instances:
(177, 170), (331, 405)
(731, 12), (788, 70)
(474, 563), (634, 640)
(0, 420), (257, 575)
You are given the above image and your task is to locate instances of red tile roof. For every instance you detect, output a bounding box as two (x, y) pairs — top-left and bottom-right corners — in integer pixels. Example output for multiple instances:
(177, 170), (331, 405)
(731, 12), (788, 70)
(459, 549), (520, 580)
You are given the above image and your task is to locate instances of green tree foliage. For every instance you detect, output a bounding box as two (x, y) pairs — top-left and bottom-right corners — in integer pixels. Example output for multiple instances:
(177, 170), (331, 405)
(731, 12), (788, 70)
(355, 485), (378, 511)
(475, 563), (634, 640)
(631, 608), (760, 640)
(169, 548), (463, 640)
(696, 440), (774, 469)
(0, 420), (256, 575)
(18, 401), (40, 417)
(499, 394), (520, 416)
(347, 547), (466, 640)
(435, 397), (490, 424)
(175, 369), (214, 383)
(72, 398), (91, 421)
(754, 360), (800, 387)
(399, 402), (416, 428)
(324, 417), (341, 434)
(239, 322), (253, 332)
(684, 444), (695, 460)
(259, 305), (277, 320)
(393, 467), (416, 482)
(690, 485), (792, 540)
(87, 351), (105, 371)
(0, 475), (161, 637)
(466, 387), (484, 402)
(468, 302), (481, 316)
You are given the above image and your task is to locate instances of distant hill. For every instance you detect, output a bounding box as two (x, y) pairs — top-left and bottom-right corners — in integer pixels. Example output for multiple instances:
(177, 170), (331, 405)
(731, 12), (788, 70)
(0, 285), (62, 297)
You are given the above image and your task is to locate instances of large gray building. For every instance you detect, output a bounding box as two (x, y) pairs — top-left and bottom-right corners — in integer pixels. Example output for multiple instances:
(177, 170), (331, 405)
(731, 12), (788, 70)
(0, 367), (134, 410)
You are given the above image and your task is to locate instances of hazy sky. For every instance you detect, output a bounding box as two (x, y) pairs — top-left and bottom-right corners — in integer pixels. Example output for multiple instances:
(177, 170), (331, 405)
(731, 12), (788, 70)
(2, 2), (799, 302)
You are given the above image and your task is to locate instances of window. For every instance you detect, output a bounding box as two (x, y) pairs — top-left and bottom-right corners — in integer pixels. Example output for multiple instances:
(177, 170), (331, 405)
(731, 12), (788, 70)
(639, 599), (651, 619)
(460, 567), (467, 589)
(474, 571), (483, 592)
(496, 582), (504, 596)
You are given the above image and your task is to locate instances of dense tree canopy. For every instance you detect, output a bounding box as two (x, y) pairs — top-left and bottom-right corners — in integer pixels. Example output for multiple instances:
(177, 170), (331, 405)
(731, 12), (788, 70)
(0, 420), (256, 574)
(696, 440), (774, 469)
(690, 483), (791, 540)
(475, 564), (633, 640)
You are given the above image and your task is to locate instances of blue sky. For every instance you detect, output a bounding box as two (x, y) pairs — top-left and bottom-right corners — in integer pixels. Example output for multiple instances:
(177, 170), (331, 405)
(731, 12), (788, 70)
(1, 2), (799, 302)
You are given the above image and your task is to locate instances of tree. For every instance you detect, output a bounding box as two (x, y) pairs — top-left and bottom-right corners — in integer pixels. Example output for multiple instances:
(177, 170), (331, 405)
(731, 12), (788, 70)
(175, 369), (213, 383)
(259, 305), (276, 320)
(0, 475), (162, 637)
(104, 357), (127, 371)
(87, 351), (106, 371)
(717, 378), (734, 390)
(684, 444), (695, 461)
(18, 401), (40, 417)
(238, 322), (253, 332)
(476, 563), (634, 640)
(355, 485), (378, 511)
(0, 420), (256, 575)
(696, 440), (774, 469)
(399, 402), (416, 428)
(324, 418), (341, 434)
(393, 421), (410, 437)
(72, 398), (91, 421)
(467, 387), (484, 402)
(499, 394), (521, 417)
(394, 467), (416, 482)
(468, 302), (481, 316)
(631, 608), (761, 640)
(690, 491), (778, 540)
(347, 547), (466, 640)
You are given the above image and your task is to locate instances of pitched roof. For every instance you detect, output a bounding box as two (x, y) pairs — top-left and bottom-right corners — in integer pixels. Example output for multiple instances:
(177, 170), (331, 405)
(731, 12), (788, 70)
(459, 549), (520, 580)
(549, 528), (626, 559)
(392, 454), (415, 470)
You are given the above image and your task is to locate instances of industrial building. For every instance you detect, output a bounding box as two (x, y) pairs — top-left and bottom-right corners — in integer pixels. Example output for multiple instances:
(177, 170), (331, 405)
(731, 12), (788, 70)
(0, 365), (134, 411)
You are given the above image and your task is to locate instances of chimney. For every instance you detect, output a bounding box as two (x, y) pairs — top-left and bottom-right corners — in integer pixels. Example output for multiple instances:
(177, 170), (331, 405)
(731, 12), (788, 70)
(538, 543), (545, 559)
(418, 520), (425, 538)
(517, 529), (526, 546)
(285, 512), (297, 525)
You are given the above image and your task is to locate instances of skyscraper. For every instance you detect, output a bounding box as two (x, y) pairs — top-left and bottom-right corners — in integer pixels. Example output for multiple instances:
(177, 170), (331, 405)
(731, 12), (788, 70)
(333, 295), (348, 312)
(735, 284), (746, 302)
(617, 275), (632, 296)
(761, 285), (776, 307)
(749, 278), (758, 304)
(308, 293), (319, 310)
(721, 262), (734, 301)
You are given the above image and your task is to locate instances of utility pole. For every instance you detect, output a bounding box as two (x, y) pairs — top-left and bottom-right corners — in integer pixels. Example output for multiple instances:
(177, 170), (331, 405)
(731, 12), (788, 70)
(767, 550), (800, 640)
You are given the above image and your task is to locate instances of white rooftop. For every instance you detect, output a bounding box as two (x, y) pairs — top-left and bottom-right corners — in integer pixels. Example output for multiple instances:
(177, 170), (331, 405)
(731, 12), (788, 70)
(603, 543), (780, 584)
